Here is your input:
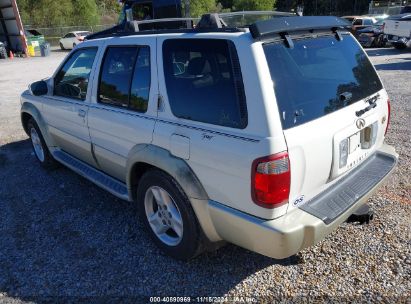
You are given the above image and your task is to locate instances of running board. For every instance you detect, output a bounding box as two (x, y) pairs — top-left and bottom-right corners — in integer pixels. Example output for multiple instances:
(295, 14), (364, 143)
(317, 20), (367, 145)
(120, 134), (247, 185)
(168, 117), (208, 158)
(52, 150), (129, 201)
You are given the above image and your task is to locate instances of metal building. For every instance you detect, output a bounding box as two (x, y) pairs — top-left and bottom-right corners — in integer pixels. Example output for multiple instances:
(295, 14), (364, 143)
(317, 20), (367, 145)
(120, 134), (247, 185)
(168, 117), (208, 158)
(0, 0), (27, 55)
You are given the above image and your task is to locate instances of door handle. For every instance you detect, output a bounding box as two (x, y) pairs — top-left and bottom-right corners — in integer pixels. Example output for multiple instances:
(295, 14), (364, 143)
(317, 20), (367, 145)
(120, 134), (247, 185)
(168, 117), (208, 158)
(78, 109), (86, 118)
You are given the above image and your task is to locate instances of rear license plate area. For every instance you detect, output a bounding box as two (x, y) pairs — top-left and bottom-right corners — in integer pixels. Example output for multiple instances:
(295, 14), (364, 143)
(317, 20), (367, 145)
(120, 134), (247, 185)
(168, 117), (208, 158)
(349, 132), (361, 154)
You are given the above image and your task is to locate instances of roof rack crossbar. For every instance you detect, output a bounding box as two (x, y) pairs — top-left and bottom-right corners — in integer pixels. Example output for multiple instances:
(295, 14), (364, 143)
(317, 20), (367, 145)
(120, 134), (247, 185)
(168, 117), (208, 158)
(129, 17), (199, 31)
(218, 11), (296, 18)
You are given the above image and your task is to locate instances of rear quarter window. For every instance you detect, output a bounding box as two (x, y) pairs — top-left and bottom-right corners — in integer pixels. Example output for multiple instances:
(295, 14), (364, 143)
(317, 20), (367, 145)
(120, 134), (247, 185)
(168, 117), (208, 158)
(162, 39), (247, 129)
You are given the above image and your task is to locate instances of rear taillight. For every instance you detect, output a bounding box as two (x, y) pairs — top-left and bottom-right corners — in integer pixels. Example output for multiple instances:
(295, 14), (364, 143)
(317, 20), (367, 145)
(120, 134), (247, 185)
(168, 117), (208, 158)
(251, 151), (290, 208)
(385, 98), (391, 136)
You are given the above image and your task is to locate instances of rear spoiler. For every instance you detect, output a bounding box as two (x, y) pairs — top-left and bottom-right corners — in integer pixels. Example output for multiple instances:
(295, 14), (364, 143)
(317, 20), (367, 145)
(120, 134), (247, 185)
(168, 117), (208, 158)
(249, 16), (351, 40)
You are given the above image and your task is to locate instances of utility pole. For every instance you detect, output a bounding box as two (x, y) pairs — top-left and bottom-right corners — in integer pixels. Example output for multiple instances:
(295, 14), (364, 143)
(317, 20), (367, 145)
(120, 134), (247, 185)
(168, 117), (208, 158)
(185, 0), (190, 17)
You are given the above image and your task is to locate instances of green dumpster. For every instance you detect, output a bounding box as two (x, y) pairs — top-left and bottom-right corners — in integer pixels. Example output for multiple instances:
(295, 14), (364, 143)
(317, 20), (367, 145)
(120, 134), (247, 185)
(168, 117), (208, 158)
(25, 29), (46, 57)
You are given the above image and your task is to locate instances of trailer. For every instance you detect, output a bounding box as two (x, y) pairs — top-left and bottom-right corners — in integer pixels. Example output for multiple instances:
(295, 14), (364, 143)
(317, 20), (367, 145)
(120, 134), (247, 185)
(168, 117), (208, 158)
(369, 0), (411, 15)
(87, 0), (183, 40)
(0, 0), (27, 57)
(118, 0), (183, 23)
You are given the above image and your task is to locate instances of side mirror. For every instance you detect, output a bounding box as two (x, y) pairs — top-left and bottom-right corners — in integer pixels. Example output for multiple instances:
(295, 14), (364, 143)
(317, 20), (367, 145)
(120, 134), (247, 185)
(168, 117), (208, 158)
(29, 80), (48, 96)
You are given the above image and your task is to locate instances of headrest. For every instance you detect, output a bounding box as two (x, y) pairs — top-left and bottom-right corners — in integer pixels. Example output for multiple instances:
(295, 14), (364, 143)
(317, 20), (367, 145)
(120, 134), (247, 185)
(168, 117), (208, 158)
(187, 57), (209, 76)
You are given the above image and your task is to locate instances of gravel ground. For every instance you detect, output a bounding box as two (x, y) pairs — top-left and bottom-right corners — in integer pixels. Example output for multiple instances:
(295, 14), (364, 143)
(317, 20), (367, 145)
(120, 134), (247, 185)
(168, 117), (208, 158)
(0, 48), (410, 303)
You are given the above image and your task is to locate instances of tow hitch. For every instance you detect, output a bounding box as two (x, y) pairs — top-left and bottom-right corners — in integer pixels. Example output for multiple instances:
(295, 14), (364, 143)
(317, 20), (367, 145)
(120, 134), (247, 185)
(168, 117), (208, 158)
(346, 204), (374, 225)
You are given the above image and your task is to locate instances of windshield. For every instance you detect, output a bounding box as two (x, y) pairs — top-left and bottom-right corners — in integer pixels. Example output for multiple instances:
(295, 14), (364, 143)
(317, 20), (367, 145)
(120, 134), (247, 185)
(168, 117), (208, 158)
(77, 31), (91, 36)
(263, 34), (383, 129)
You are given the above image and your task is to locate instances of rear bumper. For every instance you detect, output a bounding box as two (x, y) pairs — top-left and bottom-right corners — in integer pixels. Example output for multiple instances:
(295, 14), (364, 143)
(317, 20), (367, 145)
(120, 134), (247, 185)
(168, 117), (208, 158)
(207, 144), (398, 259)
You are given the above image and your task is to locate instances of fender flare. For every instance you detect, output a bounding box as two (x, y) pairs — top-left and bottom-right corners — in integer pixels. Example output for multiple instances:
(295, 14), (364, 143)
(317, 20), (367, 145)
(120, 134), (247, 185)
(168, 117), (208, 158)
(126, 144), (208, 200)
(21, 101), (56, 148)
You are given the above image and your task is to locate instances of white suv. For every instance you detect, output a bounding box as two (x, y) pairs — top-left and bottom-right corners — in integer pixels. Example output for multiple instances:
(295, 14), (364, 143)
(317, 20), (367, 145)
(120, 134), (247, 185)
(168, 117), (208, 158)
(20, 14), (398, 260)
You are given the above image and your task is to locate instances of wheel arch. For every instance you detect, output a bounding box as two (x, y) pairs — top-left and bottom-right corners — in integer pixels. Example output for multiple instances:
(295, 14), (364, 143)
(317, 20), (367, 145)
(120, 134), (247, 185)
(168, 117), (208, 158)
(126, 144), (209, 201)
(21, 102), (56, 147)
(126, 144), (222, 242)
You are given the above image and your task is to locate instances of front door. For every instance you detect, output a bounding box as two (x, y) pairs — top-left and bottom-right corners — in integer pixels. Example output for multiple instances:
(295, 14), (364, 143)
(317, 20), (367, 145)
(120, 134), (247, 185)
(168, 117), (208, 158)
(42, 47), (99, 166)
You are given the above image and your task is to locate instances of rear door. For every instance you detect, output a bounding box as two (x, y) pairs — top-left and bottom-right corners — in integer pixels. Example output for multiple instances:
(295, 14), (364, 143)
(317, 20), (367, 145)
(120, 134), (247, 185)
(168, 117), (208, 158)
(87, 37), (157, 182)
(262, 33), (389, 210)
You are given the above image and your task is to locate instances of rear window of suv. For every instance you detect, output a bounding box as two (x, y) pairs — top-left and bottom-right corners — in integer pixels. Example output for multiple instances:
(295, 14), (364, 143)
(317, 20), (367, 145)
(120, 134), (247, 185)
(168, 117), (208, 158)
(263, 34), (383, 129)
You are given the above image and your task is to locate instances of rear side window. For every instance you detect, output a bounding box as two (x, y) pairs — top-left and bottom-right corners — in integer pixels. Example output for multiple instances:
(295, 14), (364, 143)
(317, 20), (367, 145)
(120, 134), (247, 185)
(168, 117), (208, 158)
(263, 35), (383, 129)
(163, 39), (247, 129)
(54, 48), (97, 101)
(98, 46), (150, 112)
(130, 47), (151, 112)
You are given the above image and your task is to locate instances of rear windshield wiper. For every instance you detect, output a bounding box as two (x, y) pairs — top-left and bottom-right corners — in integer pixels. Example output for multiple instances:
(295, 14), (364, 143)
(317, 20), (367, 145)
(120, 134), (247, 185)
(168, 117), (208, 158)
(356, 94), (379, 117)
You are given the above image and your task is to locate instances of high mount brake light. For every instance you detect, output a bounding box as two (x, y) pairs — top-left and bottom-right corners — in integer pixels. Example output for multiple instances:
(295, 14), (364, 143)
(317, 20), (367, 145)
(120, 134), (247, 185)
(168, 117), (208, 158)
(251, 152), (291, 208)
(385, 98), (391, 136)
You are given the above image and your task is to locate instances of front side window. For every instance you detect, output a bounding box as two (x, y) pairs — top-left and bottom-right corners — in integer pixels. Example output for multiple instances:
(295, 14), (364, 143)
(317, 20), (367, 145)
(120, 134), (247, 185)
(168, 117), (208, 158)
(54, 48), (97, 101)
(263, 34), (383, 129)
(98, 46), (151, 112)
(353, 19), (362, 25)
(163, 39), (247, 129)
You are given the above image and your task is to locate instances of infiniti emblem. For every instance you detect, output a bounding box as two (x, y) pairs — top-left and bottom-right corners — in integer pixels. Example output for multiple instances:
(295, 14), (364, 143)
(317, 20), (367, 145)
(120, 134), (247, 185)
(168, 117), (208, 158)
(356, 118), (366, 129)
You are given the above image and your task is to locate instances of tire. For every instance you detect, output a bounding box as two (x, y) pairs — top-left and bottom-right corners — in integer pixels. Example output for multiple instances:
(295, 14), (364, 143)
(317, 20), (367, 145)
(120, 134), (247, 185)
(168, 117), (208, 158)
(0, 47), (6, 59)
(136, 169), (204, 260)
(376, 34), (385, 48)
(59, 43), (65, 50)
(393, 42), (406, 50)
(27, 119), (58, 169)
(73, 43), (76, 49)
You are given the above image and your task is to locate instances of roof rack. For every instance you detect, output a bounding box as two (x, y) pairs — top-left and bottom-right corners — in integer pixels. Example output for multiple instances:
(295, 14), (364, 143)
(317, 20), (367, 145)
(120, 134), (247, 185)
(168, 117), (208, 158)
(130, 17), (199, 30)
(86, 11), (351, 41)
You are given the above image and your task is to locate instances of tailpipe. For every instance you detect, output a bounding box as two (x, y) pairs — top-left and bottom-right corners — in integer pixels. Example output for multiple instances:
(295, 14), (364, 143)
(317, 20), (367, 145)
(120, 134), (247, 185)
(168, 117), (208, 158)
(346, 204), (374, 225)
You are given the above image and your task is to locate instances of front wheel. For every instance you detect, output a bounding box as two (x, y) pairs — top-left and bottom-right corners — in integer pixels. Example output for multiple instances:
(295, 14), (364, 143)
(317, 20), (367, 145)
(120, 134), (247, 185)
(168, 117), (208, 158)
(59, 43), (65, 50)
(27, 119), (58, 169)
(136, 169), (204, 260)
(0, 47), (6, 59)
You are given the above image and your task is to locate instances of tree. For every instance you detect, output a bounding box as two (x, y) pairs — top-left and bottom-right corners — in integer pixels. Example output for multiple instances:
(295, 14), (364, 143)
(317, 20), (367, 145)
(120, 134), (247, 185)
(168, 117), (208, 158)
(233, 0), (276, 11)
(17, 0), (72, 27)
(186, 0), (220, 17)
(71, 0), (99, 26)
(17, 0), (100, 27)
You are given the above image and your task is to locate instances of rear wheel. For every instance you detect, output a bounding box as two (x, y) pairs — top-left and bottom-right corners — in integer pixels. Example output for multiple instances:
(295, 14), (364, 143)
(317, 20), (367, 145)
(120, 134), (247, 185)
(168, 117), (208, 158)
(376, 34), (386, 47)
(27, 119), (57, 169)
(393, 42), (406, 49)
(136, 169), (204, 260)
(73, 43), (76, 49)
